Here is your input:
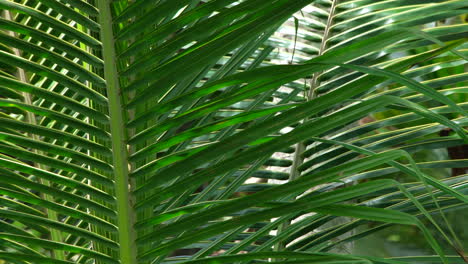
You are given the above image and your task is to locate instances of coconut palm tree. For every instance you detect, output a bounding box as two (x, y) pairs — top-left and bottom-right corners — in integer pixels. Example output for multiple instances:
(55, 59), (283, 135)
(0, 0), (466, 263)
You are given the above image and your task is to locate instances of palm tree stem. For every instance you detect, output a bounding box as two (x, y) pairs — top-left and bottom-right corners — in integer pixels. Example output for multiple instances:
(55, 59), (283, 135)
(275, 0), (339, 251)
(307, 0), (338, 99)
(96, 1), (137, 263)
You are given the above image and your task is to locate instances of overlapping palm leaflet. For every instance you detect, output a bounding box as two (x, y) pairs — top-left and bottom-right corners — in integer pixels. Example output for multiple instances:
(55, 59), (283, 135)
(0, 0), (467, 263)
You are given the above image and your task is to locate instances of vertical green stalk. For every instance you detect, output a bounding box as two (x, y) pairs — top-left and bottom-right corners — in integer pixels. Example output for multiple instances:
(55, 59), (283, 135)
(2, 9), (64, 260)
(307, 0), (338, 100)
(96, 1), (137, 263)
(275, 0), (339, 251)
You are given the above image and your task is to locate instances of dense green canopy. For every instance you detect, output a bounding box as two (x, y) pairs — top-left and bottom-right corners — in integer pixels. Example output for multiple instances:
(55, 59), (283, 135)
(0, 0), (466, 263)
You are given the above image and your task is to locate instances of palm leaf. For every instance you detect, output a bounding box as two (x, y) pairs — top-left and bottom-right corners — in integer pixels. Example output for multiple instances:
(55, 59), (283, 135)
(0, 0), (466, 263)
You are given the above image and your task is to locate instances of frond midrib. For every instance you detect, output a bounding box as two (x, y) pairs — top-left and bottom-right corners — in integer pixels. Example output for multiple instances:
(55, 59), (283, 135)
(95, 1), (137, 263)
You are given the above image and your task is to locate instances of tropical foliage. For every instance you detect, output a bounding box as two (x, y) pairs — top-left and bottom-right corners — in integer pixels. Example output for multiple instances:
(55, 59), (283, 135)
(0, 0), (467, 263)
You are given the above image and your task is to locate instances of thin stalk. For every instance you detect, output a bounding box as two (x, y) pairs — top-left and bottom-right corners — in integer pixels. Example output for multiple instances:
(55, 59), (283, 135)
(2, 9), (65, 260)
(96, 1), (137, 263)
(275, 0), (339, 251)
(307, 0), (338, 99)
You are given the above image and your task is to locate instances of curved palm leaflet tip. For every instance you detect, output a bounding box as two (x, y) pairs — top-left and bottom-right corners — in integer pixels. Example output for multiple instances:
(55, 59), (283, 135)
(0, 0), (467, 263)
